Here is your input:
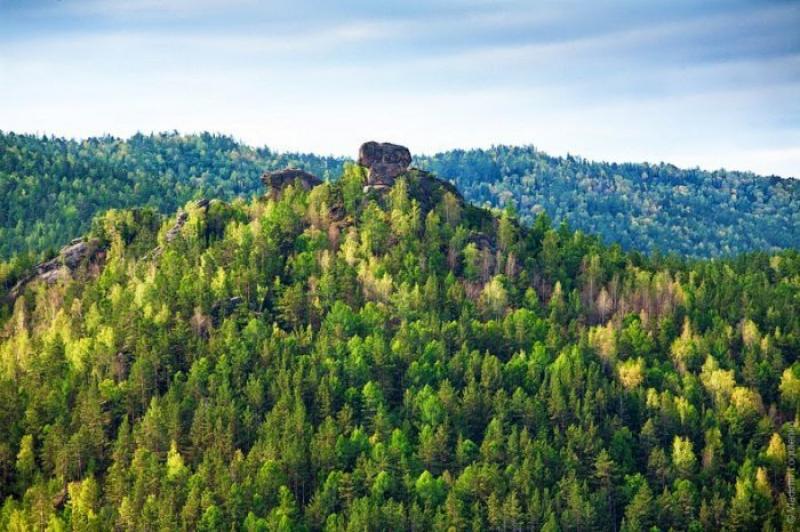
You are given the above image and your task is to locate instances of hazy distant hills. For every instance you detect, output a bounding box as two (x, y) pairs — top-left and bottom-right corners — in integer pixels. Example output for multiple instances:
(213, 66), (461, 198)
(1, 131), (797, 260)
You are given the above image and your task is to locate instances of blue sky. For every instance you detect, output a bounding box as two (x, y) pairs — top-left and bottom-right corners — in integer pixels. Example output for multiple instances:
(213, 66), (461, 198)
(1, 0), (798, 177)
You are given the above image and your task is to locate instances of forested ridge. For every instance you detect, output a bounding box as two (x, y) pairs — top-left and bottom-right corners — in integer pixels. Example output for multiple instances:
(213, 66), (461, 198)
(0, 131), (345, 262)
(416, 146), (800, 257)
(1, 164), (799, 530)
(1, 132), (798, 264)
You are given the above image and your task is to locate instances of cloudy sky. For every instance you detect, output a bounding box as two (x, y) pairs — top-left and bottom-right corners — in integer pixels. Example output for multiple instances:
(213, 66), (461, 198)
(1, 0), (798, 177)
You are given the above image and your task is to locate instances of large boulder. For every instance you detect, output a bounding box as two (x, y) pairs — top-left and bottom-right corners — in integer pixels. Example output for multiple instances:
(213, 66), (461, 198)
(262, 168), (321, 199)
(358, 141), (412, 189)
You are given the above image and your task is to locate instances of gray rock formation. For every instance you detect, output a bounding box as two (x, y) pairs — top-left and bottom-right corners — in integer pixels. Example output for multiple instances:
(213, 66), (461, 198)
(358, 141), (412, 190)
(146, 199), (209, 259)
(165, 211), (189, 244)
(7, 238), (101, 301)
(262, 168), (322, 199)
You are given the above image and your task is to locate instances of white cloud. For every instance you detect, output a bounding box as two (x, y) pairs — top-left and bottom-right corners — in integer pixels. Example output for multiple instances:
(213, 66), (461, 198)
(0, 0), (797, 177)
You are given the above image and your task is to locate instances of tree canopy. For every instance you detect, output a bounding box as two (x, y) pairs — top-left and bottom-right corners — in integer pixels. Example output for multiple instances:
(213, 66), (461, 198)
(1, 166), (799, 530)
(2, 132), (797, 264)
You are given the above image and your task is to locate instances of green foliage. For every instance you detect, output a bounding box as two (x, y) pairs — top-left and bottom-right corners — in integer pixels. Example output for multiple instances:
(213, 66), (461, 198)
(3, 133), (799, 264)
(1, 169), (799, 530)
(0, 131), (345, 260)
(417, 145), (800, 257)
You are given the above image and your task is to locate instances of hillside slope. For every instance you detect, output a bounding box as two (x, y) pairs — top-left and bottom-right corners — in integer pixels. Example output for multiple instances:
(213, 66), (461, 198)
(1, 132), (798, 261)
(0, 132), (345, 260)
(1, 158), (799, 530)
(416, 145), (800, 257)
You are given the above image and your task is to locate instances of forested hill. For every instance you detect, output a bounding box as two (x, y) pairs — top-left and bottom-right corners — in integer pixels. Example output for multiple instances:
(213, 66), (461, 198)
(416, 146), (800, 257)
(1, 160), (799, 530)
(1, 132), (799, 262)
(0, 132), (345, 261)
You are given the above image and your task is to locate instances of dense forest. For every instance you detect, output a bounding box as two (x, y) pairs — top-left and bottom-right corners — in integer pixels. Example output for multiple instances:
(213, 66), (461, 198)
(2, 132), (798, 263)
(0, 132), (345, 262)
(416, 146), (800, 257)
(1, 165), (799, 530)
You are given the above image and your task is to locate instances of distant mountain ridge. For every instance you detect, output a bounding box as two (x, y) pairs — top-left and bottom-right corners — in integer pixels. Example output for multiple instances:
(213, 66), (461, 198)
(415, 145), (799, 257)
(1, 131), (797, 262)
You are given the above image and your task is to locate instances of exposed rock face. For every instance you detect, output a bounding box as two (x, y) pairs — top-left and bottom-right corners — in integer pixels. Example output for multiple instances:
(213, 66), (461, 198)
(146, 199), (210, 260)
(358, 141), (412, 190)
(58, 238), (97, 270)
(390, 167), (465, 215)
(7, 238), (102, 301)
(37, 239), (99, 284)
(262, 168), (321, 199)
(165, 211), (189, 244)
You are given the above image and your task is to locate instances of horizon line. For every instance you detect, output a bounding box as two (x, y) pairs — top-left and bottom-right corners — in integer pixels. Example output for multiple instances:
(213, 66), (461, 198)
(3, 128), (795, 181)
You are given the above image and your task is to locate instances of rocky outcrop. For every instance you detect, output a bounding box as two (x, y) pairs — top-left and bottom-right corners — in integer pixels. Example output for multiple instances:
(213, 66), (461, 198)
(165, 211), (189, 244)
(52, 238), (97, 270)
(358, 141), (412, 190)
(262, 168), (321, 199)
(6, 238), (102, 301)
(383, 167), (465, 217)
(354, 141), (466, 216)
(145, 198), (210, 260)
(405, 168), (462, 199)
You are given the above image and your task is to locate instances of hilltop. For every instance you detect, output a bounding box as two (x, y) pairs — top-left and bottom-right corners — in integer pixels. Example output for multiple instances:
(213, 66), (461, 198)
(1, 132), (798, 265)
(1, 143), (799, 530)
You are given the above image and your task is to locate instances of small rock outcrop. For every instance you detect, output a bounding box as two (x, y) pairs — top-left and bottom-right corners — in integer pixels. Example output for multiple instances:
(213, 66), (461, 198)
(35, 238), (100, 284)
(145, 198), (210, 260)
(7, 238), (102, 301)
(194, 198), (210, 209)
(262, 168), (322, 199)
(164, 211), (189, 244)
(358, 141), (412, 190)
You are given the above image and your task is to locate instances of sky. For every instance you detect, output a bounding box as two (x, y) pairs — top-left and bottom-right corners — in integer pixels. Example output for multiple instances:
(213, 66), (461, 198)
(1, 0), (799, 177)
